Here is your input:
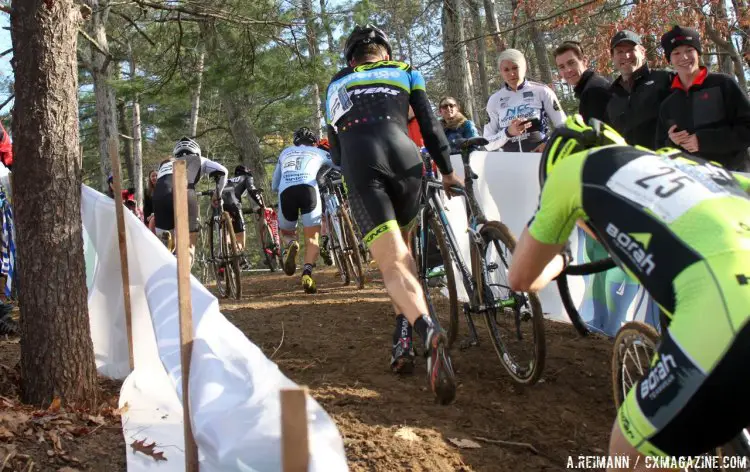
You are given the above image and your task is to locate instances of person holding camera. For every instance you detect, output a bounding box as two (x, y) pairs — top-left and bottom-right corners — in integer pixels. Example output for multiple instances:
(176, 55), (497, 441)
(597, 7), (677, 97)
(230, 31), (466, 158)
(484, 48), (566, 153)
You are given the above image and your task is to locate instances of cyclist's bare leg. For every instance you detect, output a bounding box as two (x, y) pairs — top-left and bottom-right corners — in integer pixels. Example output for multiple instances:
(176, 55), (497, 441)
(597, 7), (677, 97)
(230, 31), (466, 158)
(189, 232), (198, 268)
(369, 229), (428, 325)
(390, 227), (416, 315)
(302, 225), (321, 266)
(235, 231), (245, 252)
(607, 421), (673, 472)
(280, 229), (297, 246)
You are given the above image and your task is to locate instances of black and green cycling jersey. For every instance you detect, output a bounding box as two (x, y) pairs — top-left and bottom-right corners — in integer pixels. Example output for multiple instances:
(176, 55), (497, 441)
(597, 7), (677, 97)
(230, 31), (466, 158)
(529, 144), (750, 458)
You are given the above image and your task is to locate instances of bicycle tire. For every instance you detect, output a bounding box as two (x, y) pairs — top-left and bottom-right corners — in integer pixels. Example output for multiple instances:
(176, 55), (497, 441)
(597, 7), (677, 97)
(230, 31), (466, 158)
(341, 207), (365, 289)
(556, 275), (590, 336)
(564, 258), (616, 276)
(414, 212), (459, 348)
(611, 321), (660, 409)
(208, 216), (229, 297)
(328, 213), (350, 285)
(261, 222), (279, 272)
(479, 221), (545, 385)
(222, 212), (242, 300)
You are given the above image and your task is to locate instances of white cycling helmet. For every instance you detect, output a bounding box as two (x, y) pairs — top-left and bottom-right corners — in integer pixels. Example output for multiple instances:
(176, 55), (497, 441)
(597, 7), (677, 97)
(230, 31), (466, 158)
(173, 136), (201, 157)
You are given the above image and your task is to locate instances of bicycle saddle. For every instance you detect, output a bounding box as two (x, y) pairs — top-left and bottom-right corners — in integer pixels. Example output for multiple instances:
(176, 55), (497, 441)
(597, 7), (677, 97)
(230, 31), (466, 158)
(455, 137), (489, 150)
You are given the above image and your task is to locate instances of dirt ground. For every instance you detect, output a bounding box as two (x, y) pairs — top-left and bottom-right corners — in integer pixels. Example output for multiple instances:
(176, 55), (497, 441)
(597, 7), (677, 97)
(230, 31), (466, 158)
(0, 267), (617, 471)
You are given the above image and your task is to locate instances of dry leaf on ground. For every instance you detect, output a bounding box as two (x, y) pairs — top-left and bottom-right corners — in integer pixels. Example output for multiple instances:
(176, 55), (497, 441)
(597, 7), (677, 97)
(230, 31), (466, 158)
(130, 439), (167, 462)
(394, 427), (421, 442)
(447, 438), (481, 449)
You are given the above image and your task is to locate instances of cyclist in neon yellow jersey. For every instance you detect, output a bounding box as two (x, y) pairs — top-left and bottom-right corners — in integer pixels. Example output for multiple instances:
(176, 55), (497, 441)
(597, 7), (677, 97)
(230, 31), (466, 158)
(508, 114), (750, 470)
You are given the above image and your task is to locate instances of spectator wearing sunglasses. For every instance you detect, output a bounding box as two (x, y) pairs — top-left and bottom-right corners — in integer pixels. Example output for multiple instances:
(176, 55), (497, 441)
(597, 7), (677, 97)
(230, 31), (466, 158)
(437, 96), (480, 154)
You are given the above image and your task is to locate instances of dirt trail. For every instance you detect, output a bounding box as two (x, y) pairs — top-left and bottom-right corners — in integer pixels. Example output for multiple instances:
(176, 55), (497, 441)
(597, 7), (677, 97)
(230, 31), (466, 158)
(224, 268), (616, 472)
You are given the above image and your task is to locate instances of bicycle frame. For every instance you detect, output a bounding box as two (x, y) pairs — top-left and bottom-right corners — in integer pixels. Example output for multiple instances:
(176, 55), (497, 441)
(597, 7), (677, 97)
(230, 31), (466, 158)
(320, 173), (348, 253)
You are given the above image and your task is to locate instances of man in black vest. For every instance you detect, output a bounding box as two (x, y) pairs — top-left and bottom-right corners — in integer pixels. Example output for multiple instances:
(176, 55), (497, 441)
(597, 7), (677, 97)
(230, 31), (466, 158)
(606, 30), (674, 148)
(554, 41), (611, 124)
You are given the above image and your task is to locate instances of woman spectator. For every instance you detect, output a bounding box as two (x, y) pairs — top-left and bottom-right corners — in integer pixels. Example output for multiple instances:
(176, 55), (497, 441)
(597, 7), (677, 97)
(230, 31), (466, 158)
(143, 169), (158, 226)
(484, 48), (566, 152)
(437, 96), (480, 154)
(656, 25), (750, 170)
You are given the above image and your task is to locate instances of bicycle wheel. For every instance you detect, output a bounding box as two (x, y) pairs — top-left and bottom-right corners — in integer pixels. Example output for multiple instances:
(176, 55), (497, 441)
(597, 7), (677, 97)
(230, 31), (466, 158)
(222, 212), (242, 300)
(479, 220), (546, 385)
(557, 275), (590, 336)
(191, 225), (209, 284)
(414, 211), (458, 348)
(611, 321), (660, 409)
(329, 213), (350, 285)
(209, 216), (229, 298)
(341, 207), (365, 289)
(261, 221), (279, 272)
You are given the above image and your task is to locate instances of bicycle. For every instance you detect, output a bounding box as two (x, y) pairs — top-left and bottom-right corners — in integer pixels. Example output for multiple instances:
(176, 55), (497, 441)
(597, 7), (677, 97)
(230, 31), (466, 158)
(319, 167), (365, 288)
(198, 182), (242, 300)
(411, 137), (546, 385)
(191, 199), (212, 284)
(246, 188), (283, 272)
(613, 321), (750, 471)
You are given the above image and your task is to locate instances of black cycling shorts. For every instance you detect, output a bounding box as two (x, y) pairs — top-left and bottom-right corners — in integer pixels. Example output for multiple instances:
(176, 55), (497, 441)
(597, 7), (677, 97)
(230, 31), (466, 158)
(339, 123), (422, 248)
(152, 180), (200, 233)
(222, 201), (245, 234)
(278, 184), (320, 231)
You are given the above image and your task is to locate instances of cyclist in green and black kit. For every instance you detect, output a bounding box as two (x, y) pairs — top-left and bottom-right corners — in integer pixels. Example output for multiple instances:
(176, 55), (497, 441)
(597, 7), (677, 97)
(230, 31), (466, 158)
(507, 114), (750, 470)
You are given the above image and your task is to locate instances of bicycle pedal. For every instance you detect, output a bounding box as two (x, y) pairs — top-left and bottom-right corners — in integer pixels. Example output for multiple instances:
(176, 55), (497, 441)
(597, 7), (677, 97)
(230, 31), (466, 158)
(458, 338), (478, 351)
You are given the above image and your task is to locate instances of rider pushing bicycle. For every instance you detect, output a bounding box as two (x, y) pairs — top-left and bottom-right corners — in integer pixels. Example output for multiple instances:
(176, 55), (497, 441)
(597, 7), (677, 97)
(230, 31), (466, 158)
(221, 165), (265, 266)
(507, 114), (750, 470)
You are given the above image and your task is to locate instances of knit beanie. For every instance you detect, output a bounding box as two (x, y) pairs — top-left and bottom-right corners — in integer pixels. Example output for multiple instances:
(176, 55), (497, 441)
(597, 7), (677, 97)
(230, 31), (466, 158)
(660, 25), (702, 62)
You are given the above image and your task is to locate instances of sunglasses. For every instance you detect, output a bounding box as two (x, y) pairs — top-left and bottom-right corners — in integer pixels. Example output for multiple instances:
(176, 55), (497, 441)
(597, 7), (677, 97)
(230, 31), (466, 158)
(440, 103), (457, 109)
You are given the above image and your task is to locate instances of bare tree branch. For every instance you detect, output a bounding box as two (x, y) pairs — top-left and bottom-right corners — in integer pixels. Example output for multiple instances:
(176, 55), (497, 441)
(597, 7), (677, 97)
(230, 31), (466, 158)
(113, 11), (156, 47)
(0, 4), (10, 15)
(0, 48), (10, 58)
(130, 0), (296, 27)
(192, 126), (230, 139)
(0, 94), (13, 112)
(78, 28), (112, 60)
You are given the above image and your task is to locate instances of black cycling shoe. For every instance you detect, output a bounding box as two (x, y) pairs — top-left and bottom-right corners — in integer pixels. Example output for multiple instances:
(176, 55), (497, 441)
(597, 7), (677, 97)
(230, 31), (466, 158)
(283, 241), (299, 276)
(425, 327), (457, 405)
(390, 335), (415, 374)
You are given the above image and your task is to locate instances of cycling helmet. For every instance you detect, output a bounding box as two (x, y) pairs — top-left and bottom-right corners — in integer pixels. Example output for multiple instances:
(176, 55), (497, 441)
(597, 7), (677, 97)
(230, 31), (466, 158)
(293, 127), (318, 146)
(539, 114), (626, 188)
(173, 136), (201, 157)
(343, 24), (392, 63)
(234, 164), (252, 177)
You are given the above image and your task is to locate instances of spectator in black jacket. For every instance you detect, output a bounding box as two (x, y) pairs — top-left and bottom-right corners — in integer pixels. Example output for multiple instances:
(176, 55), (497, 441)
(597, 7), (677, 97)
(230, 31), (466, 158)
(656, 25), (750, 171)
(553, 41), (611, 123)
(606, 30), (674, 148)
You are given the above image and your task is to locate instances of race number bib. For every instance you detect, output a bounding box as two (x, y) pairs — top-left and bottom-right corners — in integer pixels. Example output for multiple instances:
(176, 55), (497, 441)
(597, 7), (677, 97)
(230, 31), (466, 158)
(328, 83), (353, 125)
(606, 155), (732, 223)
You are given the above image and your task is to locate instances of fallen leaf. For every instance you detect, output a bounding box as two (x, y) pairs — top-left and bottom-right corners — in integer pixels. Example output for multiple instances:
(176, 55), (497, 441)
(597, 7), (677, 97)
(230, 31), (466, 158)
(86, 415), (105, 426)
(447, 437), (482, 449)
(393, 427), (420, 442)
(36, 429), (45, 443)
(130, 439), (168, 462)
(0, 425), (13, 439)
(48, 398), (62, 412)
(58, 468), (81, 472)
(0, 411), (29, 433)
(48, 430), (64, 453)
(114, 402), (129, 416)
(46, 449), (55, 457)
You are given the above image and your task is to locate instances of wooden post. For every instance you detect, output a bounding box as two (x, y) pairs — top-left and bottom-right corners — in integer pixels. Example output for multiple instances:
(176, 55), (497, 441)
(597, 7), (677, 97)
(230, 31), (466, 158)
(108, 140), (135, 371)
(172, 160), (200, 472)
(281, 388), (309, 472)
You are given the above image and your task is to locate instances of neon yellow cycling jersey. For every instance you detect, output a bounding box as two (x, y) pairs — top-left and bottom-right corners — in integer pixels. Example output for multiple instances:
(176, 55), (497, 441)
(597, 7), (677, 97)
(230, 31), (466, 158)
(529, 144), (750, 458)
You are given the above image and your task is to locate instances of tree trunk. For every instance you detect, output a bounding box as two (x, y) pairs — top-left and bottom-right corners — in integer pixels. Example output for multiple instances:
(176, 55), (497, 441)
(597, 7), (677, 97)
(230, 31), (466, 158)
(11, 0), (98, 408)
(443, 0), (476, 120)
(319, 0), (336, 56)
(528, 21), (553, 84)
(222, 91), (270, 189)
(482, 0), (506, 56)
(705, 16), (748, 94)
(129, 44), (144, 209)
(472, 0), (489, 127)
(117, 101), (134, 184)
(89, 0), (119, 192)
(189, 48), (205, 137)
(301, 0), (322, 136)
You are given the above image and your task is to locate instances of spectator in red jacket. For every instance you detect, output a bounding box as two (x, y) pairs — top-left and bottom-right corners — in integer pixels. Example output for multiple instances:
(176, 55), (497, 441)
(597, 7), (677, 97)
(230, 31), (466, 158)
(0, 122), (12, 170)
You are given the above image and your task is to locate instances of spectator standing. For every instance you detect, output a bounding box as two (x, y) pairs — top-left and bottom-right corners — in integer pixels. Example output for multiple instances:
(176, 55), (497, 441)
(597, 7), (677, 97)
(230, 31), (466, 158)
(143, 169), (157, 226)
(553, 41), (611, 123)
(438, 96), (480, 154)
(484, 48), (566, 152)
(656, 25), (750, 171)
(606, 30), (674, 148)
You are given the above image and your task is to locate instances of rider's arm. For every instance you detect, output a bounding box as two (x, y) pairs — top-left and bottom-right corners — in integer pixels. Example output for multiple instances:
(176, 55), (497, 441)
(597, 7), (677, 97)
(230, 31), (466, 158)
(508, 152), (586, 292)
(200, 157), (228, 193)
(408, 69), (453, 175)
(326, 124), (342, 167)
(483, 93), (510, 151)
(540, 85), (566, 128)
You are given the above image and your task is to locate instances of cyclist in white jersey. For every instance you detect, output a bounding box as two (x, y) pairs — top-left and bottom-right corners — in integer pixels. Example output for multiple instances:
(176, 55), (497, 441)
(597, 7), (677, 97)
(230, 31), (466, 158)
(271, 127), (338, 293)
(483, 48), (566, 152)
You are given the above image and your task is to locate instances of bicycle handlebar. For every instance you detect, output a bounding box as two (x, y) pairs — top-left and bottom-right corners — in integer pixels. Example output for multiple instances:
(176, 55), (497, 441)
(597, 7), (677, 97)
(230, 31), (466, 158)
(563, 257), (616, 276)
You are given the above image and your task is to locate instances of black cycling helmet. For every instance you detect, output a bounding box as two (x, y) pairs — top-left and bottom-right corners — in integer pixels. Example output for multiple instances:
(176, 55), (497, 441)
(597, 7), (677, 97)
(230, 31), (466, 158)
(343, 24), (392, 63)
(293, 127), (318, 146)
(234, 164), (252, 177)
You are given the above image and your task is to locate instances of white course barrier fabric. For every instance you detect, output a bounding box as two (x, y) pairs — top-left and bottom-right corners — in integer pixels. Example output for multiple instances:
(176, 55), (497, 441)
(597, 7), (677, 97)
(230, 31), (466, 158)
(81, 186), (348, 472)
(441, 152), (661, 336)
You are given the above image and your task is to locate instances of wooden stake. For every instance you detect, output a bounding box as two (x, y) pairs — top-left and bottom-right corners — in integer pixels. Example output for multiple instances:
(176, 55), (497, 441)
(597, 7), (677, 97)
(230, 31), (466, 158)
(281, 388), (309, 472)
(108, 140), (135, 371)
(172, 160), (200, 472)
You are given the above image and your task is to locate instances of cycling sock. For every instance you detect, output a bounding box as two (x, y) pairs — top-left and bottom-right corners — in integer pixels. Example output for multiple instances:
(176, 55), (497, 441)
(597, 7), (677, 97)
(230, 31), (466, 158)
(303, 263), (314, 276)
(392, 314), (412, 345)
(413, 315), (433, 343)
